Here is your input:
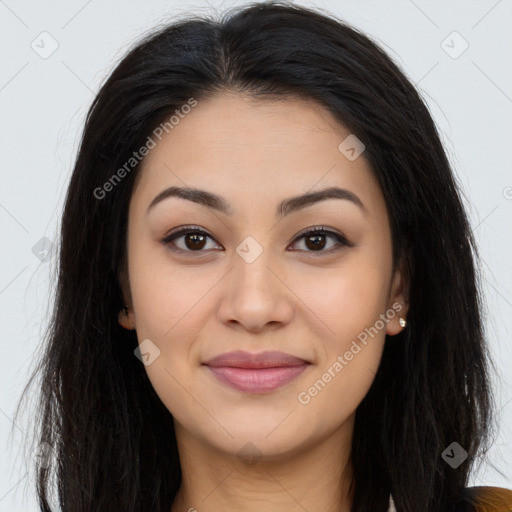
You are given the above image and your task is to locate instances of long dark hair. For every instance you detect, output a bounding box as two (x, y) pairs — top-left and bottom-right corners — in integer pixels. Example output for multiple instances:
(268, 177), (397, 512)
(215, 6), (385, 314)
(15, 2), (496, 511)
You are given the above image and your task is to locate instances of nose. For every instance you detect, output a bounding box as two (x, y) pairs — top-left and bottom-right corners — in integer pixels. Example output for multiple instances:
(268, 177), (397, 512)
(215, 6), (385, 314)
(216, 244), (294, 333)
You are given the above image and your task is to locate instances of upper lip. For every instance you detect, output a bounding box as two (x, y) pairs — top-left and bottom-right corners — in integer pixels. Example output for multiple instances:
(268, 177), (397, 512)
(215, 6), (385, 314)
(203, 350), (310, 369)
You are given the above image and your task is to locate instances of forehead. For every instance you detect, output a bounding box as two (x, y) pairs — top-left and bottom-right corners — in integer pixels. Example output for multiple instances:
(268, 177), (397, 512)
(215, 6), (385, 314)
(131, 92), (386, 220)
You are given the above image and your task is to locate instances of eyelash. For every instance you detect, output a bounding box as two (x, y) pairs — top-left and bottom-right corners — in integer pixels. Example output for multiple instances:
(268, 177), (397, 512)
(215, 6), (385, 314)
(161, 225), (352, 256)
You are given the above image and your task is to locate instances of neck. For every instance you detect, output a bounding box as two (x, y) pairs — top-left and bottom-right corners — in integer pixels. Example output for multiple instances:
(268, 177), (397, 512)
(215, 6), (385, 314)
(170, 417), (355, 512)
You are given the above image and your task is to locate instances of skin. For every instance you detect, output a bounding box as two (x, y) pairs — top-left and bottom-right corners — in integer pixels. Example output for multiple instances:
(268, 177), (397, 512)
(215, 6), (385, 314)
(118, 91), (409, 512)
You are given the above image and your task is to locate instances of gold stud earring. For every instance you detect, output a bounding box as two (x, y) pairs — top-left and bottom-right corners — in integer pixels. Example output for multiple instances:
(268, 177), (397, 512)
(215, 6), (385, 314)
(399, 317), (407, 328)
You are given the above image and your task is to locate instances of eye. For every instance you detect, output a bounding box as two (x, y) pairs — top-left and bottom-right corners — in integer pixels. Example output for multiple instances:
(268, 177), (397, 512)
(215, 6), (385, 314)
(288, 226), (352, 254)
(162, 225), (221, 253)
(162, 225), (352, 255)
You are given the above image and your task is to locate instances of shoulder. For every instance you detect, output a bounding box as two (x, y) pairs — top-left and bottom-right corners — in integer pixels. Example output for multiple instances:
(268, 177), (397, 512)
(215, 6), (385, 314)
(454, 486), (512, 512)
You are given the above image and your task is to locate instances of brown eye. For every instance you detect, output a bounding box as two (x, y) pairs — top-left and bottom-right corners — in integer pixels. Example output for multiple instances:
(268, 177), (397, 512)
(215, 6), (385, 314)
(289, 227), (351, 254)
(182, 232), (207, 250)
(163, 226), (221, 253)
(162, 225), (351, 256)
(304, 233), (327, 250)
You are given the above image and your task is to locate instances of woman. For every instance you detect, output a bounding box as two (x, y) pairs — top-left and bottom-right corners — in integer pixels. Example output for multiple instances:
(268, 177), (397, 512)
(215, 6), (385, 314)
(16, 1), (512, 511)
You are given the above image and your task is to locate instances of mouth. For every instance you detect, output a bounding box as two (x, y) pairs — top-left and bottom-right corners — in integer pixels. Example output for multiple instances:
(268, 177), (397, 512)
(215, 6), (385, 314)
(202, 350), (311, 393)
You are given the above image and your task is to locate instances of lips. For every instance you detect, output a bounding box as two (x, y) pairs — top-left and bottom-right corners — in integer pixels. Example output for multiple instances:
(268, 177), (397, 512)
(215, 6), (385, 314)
(203, 350), (311, 393)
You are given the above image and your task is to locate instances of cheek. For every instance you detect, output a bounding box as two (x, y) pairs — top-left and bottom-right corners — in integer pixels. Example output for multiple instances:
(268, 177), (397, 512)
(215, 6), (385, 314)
(292, 260), (391, 347)
(128, 238), (213, 339)
(127, 253), (206, 421)
(293, 267), (389, 422)
(127, 244), (220, 397)
(289, 259), (390, 409)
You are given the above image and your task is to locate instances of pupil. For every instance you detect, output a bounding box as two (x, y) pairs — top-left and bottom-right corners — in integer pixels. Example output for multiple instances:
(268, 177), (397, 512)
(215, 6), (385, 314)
(306, 234), (325, 250)
(187, 233), (206, 250)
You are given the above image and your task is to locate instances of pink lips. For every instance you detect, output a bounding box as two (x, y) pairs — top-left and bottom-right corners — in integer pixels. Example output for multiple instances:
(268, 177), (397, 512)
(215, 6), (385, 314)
(203, 350), (310, 393)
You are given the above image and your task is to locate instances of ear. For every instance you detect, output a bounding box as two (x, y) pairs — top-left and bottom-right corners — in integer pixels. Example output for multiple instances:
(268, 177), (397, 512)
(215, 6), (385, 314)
(386, 256), (409, 336)
(117, 256), (136, 331)
(118, 304), (136, 331)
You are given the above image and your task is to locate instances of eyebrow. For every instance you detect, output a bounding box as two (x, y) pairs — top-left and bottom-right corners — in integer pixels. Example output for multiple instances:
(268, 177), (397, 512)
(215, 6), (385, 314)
(146, 185), (367, 217)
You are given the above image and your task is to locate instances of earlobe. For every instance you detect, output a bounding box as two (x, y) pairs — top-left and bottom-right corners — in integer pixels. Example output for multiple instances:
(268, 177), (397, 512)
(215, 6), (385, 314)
(118, 303), (136, 330)
(386, 261), (410, 336)
(386, 308), (408, 336)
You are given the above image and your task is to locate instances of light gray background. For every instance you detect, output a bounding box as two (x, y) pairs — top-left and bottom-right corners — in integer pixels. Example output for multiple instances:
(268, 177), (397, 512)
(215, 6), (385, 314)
(1, 0), (511, 510)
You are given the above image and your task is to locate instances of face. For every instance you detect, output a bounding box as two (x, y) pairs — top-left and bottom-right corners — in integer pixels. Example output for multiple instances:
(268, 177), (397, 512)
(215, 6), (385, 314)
(118, 91), (408, 462)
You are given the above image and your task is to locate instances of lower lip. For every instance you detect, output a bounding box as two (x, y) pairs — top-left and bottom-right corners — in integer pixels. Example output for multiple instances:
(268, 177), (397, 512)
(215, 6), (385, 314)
(205, 364), (309, 393)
